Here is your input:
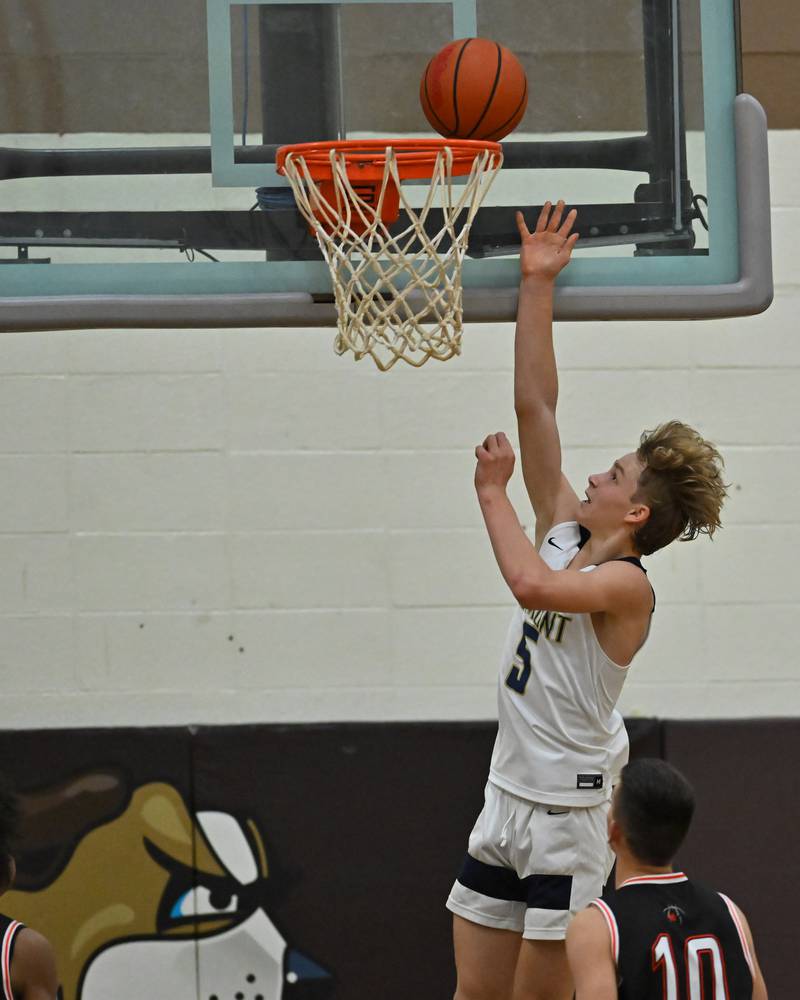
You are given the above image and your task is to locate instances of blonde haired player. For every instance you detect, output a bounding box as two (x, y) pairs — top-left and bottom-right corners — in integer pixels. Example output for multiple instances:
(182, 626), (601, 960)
(446, 202), (727, 1000)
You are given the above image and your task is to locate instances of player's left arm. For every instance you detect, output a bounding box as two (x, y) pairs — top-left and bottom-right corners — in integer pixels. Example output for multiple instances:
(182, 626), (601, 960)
(566, 907), (618, 999)
(728, 900), (768, 1000)
(475, 433), (650, 614)
(11, 927), (60, 1000)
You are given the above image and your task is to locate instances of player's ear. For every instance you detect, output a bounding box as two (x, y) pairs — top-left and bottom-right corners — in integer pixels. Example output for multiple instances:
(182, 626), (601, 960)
(624, 502), (650, 528)
(607, 816), (623, 851)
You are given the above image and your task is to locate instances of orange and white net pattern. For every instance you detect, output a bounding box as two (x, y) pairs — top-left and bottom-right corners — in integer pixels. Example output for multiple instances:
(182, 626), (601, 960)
(281, 144), (502, 370)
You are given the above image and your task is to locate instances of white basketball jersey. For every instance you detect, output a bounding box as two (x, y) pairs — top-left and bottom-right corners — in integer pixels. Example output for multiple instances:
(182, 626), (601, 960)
(488, 521), (642, 807)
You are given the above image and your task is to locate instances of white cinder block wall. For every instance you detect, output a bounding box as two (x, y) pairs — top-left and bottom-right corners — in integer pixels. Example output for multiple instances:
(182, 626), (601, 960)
(1, 132), (798, 728)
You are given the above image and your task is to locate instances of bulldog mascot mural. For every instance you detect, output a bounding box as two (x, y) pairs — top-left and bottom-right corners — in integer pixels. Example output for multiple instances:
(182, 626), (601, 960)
(4, 771), (330, 1000)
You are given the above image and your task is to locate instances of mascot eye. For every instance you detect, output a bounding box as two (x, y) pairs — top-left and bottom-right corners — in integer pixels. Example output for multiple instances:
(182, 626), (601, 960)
(170, 886), (240, 919)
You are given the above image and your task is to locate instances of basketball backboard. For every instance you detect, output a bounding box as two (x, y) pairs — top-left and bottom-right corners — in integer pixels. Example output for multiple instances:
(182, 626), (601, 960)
(0, 0), (771, 331)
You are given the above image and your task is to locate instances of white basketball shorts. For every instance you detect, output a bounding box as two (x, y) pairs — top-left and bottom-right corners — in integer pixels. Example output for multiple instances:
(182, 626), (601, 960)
(446, 780), (614, 940)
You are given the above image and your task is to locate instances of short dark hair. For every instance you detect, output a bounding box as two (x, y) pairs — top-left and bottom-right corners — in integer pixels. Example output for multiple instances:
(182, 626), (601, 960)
(0, 772), (19, 891)
(615, 758), (695, 866)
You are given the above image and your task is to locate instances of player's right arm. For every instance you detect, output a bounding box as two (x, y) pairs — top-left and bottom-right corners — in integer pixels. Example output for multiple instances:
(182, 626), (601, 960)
(11, 927), (60, 1000)
(565, 906), (618, 999)
(514, 202), (581, 549)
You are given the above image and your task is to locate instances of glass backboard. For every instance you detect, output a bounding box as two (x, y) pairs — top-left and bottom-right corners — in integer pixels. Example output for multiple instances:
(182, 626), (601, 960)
(0, 0), (772, 329)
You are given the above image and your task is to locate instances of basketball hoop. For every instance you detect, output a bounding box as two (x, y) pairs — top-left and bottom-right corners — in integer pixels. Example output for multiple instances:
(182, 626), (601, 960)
(276, 139), (502, 371)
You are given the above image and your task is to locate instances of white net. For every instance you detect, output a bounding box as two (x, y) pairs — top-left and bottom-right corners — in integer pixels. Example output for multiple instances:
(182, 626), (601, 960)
(280, 144), (503, 371)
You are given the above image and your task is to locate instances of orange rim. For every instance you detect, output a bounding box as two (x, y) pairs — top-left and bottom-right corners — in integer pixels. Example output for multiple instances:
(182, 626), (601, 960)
(275, 138), (502, 182)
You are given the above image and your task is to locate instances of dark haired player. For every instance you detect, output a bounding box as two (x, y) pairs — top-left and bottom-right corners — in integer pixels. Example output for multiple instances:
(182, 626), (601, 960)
(0, 775), (59, 1000)
(566, 758), (768, 999)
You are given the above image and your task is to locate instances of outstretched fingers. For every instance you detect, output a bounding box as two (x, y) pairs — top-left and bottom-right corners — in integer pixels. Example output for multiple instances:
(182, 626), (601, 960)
(534, 201), (552, 233)
(563, 230), (580, 258)
(558, 207), (578, 238)
(546, 199), (566, 232)
(520, 201), (578, 240)
(515, 210), (531, 240)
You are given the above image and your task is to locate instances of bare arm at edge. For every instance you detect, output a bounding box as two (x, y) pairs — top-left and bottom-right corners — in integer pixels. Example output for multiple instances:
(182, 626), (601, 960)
(729, 900), (768, 1000)
(11, 927), (60, 1000)
(566, 907), (618, 1000)
(514, 202), (581, 547)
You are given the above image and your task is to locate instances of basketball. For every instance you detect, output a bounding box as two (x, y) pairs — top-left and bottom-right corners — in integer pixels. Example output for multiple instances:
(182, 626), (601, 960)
(420, 38), (528, 142)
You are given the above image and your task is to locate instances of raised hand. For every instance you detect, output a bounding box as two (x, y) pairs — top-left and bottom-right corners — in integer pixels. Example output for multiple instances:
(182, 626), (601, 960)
(516, 200), (579, 282)
(475, 431), (516, 494)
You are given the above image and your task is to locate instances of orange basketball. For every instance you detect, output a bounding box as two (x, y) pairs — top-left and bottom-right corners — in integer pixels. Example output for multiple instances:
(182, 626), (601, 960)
(420, 38), (528, 142)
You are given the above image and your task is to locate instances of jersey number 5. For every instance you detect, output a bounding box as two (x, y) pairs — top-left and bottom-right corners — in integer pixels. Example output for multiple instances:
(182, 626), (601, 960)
(653, 934), (729, 999)
(505, 621), (538, 694)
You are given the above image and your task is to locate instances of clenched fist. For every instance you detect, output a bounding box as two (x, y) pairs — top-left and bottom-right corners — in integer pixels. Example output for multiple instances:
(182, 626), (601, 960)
(475, 432), (515, 494)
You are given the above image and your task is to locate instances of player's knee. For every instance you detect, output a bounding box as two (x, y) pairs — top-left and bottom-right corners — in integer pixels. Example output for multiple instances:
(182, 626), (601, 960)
(455, 967), (516, 1000)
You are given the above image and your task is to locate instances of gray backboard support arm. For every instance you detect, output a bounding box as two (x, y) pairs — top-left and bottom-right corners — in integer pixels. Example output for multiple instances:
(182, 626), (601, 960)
(0, 94), (772, 332)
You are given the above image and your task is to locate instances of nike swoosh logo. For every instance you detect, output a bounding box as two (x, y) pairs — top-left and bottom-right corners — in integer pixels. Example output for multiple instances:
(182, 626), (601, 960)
(546, 809), (570, 816)
(547, 538), (563, 550)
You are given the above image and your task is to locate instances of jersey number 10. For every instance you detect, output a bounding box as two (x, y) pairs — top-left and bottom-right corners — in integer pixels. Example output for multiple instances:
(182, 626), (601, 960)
(653, 933), (729, 999)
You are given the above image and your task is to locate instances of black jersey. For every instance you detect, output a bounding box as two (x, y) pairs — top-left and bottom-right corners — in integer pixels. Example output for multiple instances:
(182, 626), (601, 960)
(594, 873), (754, 1000)
(0, 913), (25, 1000)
